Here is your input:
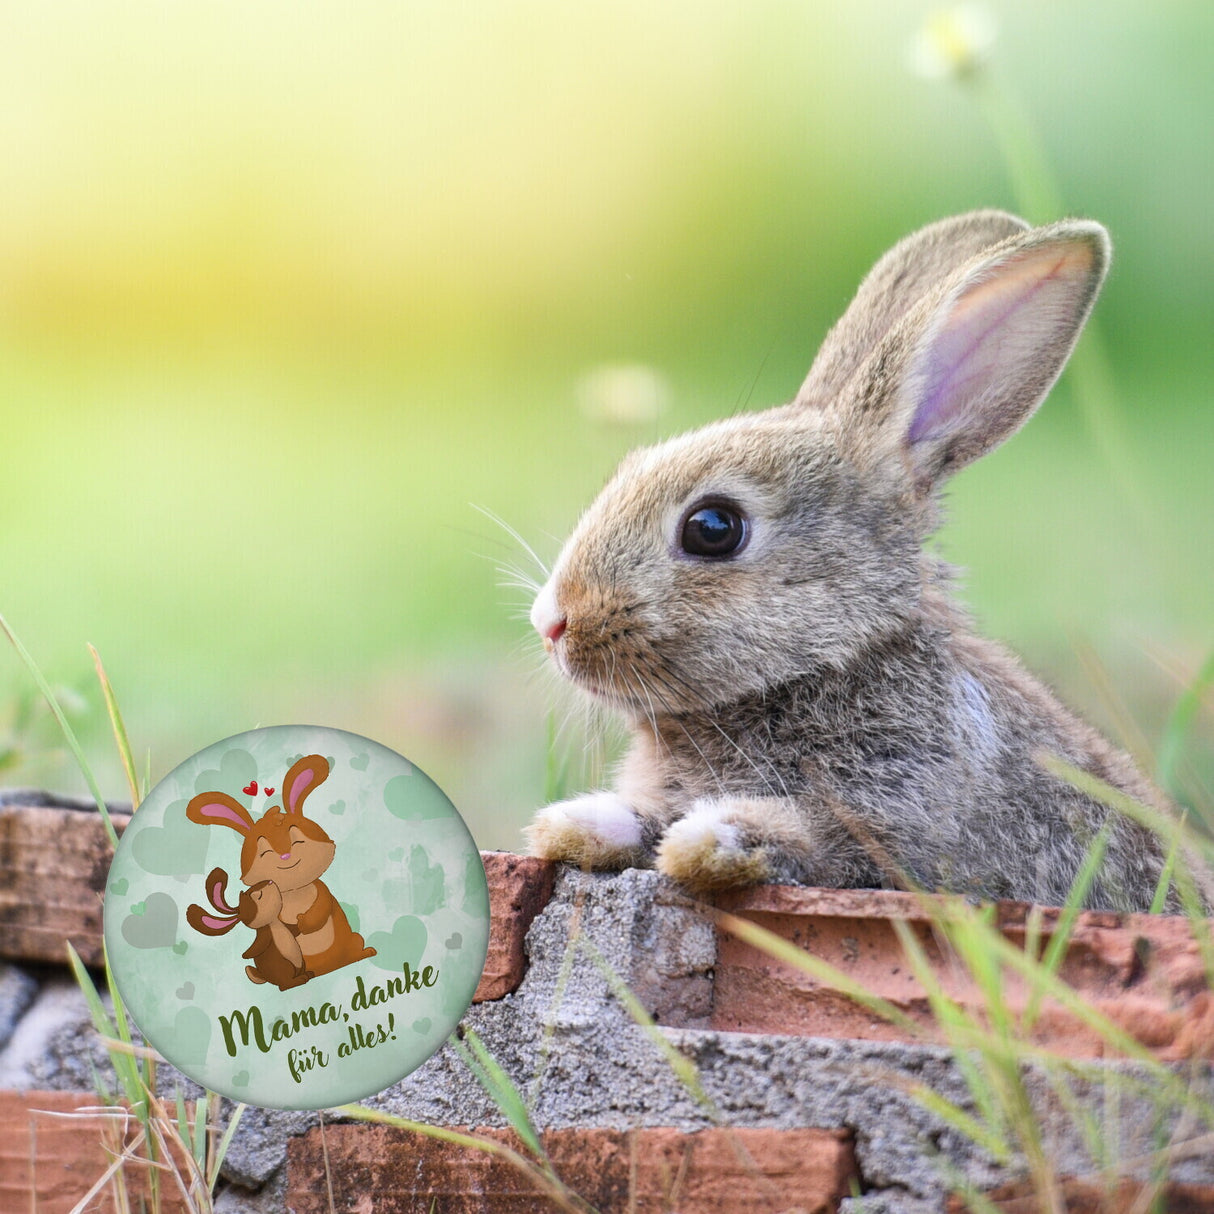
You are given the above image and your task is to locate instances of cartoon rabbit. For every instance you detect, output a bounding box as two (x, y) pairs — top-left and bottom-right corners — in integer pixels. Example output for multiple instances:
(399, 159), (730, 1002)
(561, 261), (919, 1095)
(187, 754), (376, 976)
(525, 210), (1183, 912)
(187, 867), (314, 991)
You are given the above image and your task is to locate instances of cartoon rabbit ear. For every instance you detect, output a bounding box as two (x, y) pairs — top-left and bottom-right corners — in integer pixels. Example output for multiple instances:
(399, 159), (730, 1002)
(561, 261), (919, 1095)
(186, 902), (239, 936)
(204, 866), (239, 915)
(281, 754), (330, 816)
(187, 867), (243, 935)
(187, 791), (255, 835)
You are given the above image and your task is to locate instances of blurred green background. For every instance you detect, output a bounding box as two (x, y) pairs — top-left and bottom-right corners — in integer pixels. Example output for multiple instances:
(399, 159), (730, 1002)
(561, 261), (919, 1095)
(2, 0), (1211, 846)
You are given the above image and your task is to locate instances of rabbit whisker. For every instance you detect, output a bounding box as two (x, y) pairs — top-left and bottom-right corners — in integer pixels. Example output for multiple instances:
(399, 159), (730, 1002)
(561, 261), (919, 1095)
(649, 664), (791, 800)
(471, 503), (551, 580)
(634, 667), (731, 800)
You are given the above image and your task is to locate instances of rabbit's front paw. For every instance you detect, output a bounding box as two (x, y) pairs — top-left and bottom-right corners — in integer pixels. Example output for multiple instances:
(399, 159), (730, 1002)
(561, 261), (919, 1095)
(656, 802), (770, 893)
(524, 792), (646, 869)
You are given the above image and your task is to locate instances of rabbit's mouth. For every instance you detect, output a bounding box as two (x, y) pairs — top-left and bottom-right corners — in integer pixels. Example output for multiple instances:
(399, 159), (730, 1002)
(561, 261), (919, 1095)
(564, 660), (659, 713)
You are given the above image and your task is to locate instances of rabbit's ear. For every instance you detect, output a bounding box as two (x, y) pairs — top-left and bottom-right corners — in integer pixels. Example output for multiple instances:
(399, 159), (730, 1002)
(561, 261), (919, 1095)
(282, 754), (330, 816)
(796, 210), (1030, 407)
(863, 220), (1109, 489)
(187, 792), (255, 835)
(186, 900), (239, 936)
(204, 867), (239, 915)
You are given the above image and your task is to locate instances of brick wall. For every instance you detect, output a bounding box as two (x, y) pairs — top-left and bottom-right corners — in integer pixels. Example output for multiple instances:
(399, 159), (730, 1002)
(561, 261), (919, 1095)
(3, 796), (1213, 1213)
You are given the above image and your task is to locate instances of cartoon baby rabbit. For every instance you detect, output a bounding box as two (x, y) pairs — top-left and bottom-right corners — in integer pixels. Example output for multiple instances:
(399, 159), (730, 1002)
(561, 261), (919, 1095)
(187, 754), (376, 976)
(187, 867), (313, 991)
(526, 210), (1182, 912)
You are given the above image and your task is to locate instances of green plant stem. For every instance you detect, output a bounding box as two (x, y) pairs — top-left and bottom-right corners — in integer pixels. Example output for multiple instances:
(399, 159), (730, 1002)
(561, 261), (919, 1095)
(963, 70), (1062, 224)
(90, 643), (142, 809)
(961, 67), (1162, 553)
(0, 613), (119, 848)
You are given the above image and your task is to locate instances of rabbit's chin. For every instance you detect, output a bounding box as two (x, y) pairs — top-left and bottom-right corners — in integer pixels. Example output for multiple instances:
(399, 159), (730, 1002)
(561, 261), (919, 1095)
(567, 670), (735, 720)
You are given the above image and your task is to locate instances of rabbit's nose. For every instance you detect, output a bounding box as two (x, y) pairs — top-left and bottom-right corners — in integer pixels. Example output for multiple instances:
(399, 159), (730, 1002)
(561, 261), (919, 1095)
(531, 583), (567, 648)
(280, 852), (291, 860)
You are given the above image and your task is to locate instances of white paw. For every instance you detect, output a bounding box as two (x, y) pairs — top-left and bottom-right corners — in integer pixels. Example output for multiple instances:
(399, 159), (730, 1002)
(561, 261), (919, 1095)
(554, 793), (644, 849)
(661, 808), (741, 854)
(524, 792), (643, 866)
(656, 802), (767, 892)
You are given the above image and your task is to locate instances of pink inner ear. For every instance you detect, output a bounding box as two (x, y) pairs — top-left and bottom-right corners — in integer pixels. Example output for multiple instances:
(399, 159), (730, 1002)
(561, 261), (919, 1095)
(210, 877), (237, 915)
(197, 800), (252, 833)
(907, 242), (1094, 446)
(199, 912), (235, 931)
(287, 769), (315, 812)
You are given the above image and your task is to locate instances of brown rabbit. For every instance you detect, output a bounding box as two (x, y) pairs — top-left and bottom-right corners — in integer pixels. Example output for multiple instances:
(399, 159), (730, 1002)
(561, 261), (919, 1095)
(525, 210), (1183, 912)
(186, 868), (314, 991)
(187, 754), (376, 976)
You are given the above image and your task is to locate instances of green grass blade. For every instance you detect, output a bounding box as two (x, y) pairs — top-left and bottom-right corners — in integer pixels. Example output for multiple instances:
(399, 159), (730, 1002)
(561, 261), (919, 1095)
(964, 69), (1062, 223)
(1156, 646), (1214, 796)
(453, 1028), (545, 1160)
(715, 910), (923, 1038)
(1150, 816), (1186, 914)
(0, 613), (119, 849)
(1039, 755), (1212, 868)
(85, 1055), (115, 1107)
(175, 1091), (192, 1164)
(1023, 821), (1112, 1031)
(66, 943), (145, 1114)
(1040, 756), (1214, 981)
(910, 1084), (1012, 1165)
(207, 1099), (247, 1190)
(101, 942), (153, 1117)
(191, 1095), (208, 1171)
(951, 906), (1013, 1041)
(580, 937), (714, 1113)
(889, 915), (1007, 1141)
(336, 1104), (594, 1213)
(89, 643), (141, 810)
(66, 943), (118, 1040)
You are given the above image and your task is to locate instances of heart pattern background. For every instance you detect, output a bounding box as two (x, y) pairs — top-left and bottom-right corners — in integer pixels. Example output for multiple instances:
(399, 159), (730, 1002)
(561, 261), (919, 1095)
(103, 724), (489, 1110)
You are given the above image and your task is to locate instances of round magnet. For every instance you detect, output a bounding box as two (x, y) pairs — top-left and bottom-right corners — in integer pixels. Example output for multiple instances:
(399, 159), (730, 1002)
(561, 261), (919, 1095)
(103, 725), (489, 1110)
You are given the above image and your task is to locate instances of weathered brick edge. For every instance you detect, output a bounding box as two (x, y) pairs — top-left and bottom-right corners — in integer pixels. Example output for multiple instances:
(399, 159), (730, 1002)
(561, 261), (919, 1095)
(286, 1124), (858, 1213)
(0, 800), (555, 1002)
(473, 851), (555, 1001)
(0, 801), (131, 968)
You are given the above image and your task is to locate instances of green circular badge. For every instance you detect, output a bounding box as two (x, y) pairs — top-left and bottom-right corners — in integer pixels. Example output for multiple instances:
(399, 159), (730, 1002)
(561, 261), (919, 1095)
(103, 725), (490, 1110)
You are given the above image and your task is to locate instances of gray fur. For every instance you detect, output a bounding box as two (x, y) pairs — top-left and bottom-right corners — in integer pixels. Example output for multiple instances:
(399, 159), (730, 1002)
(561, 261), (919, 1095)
(525, 211), (1173, 911)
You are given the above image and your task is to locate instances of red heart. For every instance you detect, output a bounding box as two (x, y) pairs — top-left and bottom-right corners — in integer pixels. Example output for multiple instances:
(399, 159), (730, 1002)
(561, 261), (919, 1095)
(243, 781), (258, 796)
(264, 787), (275, 796)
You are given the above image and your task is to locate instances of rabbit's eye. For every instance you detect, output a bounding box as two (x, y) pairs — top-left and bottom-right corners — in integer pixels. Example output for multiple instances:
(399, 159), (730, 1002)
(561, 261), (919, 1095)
(680, 501), (748, 559)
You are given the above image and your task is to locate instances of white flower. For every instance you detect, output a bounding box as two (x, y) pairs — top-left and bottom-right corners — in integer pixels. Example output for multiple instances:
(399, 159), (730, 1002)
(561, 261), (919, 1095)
(575, 363), (669, 426)
(907, 5), (997, 81)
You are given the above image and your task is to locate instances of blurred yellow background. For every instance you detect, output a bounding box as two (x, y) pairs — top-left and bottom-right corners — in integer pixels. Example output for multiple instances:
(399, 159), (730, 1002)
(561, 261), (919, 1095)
(2, 0), (1211, 844)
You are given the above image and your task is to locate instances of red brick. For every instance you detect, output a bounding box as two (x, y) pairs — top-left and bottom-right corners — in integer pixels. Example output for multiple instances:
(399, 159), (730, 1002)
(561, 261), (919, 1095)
(712, 886), (1214, 1059)
(286, 1123), (857, 1213)
(0, 1088), (189, 1214)
(0, 802), (131, 967)
(948, 1175), (1214, 1212)
(472, 852), (556, 1002)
